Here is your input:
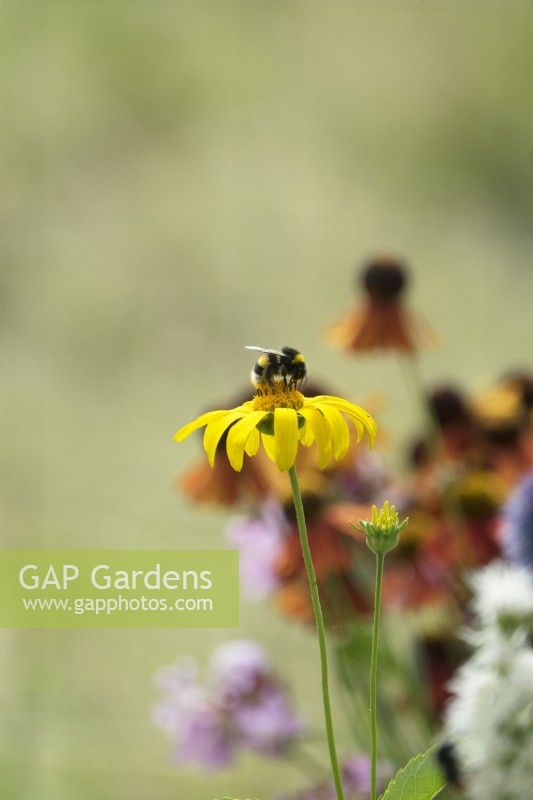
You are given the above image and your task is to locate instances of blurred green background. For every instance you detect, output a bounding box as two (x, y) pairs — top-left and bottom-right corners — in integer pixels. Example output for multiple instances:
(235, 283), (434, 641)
(2, 2), (533, 798)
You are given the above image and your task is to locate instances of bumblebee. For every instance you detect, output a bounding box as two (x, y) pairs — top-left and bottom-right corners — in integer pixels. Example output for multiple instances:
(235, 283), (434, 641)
(245, 345), (307, 392)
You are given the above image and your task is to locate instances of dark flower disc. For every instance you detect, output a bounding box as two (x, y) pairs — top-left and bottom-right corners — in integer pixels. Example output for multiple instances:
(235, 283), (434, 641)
(360, 256), (408, 300)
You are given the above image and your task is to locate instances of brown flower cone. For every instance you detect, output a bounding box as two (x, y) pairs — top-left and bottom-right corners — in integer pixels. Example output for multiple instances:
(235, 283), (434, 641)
(328, 300), (437, 354)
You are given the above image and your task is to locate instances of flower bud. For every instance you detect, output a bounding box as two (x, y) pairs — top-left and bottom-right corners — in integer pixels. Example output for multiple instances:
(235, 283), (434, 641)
(356, 501), (408, 556)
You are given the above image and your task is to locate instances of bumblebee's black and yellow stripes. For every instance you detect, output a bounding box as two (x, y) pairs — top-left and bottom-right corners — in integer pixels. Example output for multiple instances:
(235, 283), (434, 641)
(246, 346), (307, 392)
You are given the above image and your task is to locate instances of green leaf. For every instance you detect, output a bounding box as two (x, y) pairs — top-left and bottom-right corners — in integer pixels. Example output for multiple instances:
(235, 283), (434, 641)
(381, 746), (446, 800)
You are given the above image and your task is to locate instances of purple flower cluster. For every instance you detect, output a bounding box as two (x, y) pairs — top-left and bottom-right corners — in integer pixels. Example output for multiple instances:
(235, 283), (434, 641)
(502, 471), (533, 570)
(225, 502), (287, 600)
(153, 640), (303, 769)
(276, 755), (390, 800)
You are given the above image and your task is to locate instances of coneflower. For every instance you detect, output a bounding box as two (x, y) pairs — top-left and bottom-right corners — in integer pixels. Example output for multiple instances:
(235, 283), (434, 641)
(328, 256), (436, 354)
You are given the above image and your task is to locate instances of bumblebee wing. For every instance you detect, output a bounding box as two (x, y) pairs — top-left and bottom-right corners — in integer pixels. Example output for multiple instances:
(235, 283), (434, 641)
(244, 345), (284, 356)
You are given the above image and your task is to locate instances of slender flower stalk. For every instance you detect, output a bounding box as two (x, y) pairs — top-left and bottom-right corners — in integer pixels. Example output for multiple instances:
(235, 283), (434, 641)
(356, 503), (408, 800)
(288, 465), (345, 800)
(174, 346), (377, 792)
(369, 551), (384, 800)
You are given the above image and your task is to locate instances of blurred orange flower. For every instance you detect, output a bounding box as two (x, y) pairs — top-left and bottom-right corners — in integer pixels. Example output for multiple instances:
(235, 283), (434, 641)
(178, 447), (276, 507)
(328, 255), (436, 354)
(273, 483), (371, 626)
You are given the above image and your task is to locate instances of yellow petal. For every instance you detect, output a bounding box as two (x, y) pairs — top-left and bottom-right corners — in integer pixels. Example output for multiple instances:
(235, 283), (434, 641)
(174, 409), (232, 442)
(203, 410), (245, 467)
(244, 426), (260, 457)
(298, 414), (314, 447)
(316, 404), (350, 461)
(298, 406), (332, 469)
(226, 411), (266, 471)
(309, 396), (377, 445)
(273, 407), (299, 471)
(261, 432), (277, 462)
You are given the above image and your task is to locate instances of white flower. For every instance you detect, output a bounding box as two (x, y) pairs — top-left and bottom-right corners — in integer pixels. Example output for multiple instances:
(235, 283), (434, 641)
(444, 562), (533, 800)
(470, 561), (533, 629)
(446, 643), (533, 800)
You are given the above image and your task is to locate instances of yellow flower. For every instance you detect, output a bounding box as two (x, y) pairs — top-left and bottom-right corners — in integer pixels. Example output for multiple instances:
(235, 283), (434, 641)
(471, 385), (523, 429)
(174, 384), (377, 473)
(356, 501), (408, 555)
(370, 501), (401, 531)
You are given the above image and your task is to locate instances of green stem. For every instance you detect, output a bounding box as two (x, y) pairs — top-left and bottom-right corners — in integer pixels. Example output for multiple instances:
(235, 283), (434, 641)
(288, 465), (345, 800)
(370, 553), (384, 800)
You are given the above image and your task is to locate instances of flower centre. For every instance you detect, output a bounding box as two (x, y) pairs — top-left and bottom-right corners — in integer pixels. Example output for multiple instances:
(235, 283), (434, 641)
(252, 386), (305, 412)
